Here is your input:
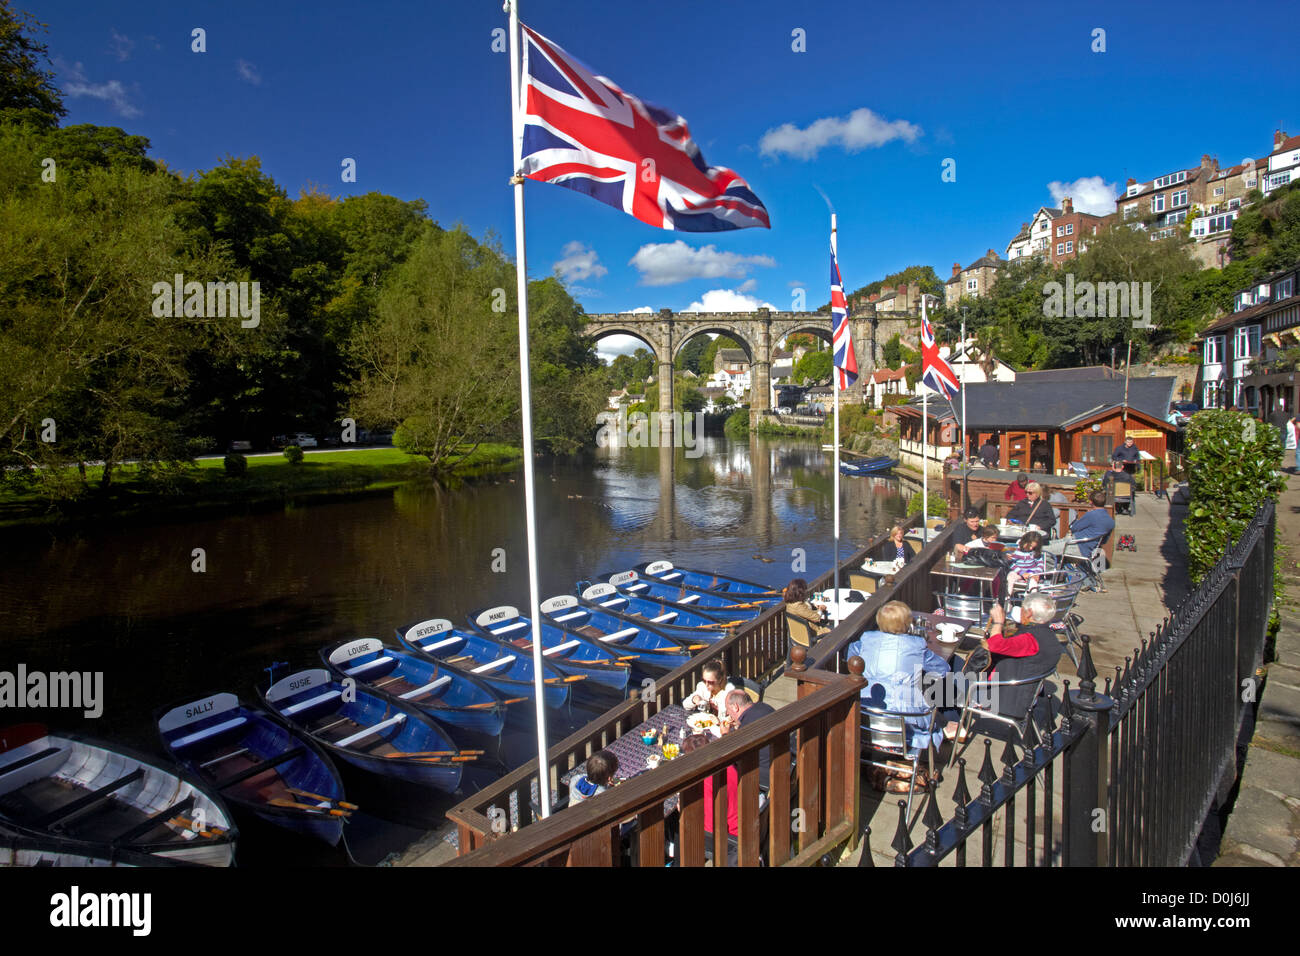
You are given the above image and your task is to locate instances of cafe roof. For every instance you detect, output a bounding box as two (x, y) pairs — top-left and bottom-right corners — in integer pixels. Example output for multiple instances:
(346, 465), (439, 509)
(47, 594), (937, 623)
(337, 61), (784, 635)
(903, 377), (1177, 430)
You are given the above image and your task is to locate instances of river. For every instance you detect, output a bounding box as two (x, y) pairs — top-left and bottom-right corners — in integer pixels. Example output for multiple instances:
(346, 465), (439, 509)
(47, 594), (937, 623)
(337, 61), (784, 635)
(0, 435), (912, 861)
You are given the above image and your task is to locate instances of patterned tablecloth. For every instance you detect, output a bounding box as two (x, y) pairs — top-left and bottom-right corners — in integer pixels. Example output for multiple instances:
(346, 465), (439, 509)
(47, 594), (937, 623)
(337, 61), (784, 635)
(561, 704), (706, 787)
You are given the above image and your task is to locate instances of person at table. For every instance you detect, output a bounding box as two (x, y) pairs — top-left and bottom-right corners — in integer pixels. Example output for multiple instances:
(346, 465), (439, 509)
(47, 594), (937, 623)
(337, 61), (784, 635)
(977, 598), (1064, 721)
(965, 525), (1003, 552)
(978, 437), (1000, 469)
(569, 750), (618, 805)
(1042, 490), (1114, 561)
(951, 509), (984, 558)
(683, 657), (735, 712)
(1005, 481), (1056, 533)
(680, 733), (739, 855)
(1100, 460), (1129, 495)
(722, 689), (776, 788)
(1004, 472), (1029, 503)
(1006, 531), (1045, 592)
(883, 524), (912, 565)
(845, 600), (959, 749)
(782, 578), (829, 636)
(1111, 436), (1141, 474)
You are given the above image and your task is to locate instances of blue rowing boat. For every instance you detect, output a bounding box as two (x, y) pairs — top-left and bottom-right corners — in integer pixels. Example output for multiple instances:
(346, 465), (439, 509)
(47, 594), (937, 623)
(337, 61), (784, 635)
(575, 583), (733, 644)
(634, 560), (778, 601)
(394, 618), (574, 710)
(257, 670), (489, 795)
(322, 638), (510, 739)
(157, 692), (348, 847)
(839, 456), (899, 476)
(599, 570), (773, 618)
(538, 594), (698, 672)
(469, 606), (632, 692)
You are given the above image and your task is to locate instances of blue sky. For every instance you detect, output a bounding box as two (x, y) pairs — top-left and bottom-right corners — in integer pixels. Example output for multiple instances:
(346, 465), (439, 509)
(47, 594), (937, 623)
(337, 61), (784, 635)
(30, 0), (1299, 359)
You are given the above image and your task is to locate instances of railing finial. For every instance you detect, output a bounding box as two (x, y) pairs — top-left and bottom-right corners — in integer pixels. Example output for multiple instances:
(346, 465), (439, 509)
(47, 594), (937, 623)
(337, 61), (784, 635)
(891, 799), (913, 865)
(952, 758), (971, 828)
(1077, 636), (1098, 700)
(977, 739), (998, 801)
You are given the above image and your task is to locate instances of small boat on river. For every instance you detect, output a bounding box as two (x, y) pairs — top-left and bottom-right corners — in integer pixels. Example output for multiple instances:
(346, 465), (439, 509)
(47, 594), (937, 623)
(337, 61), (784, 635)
(157, 692), (349, 847)
(598, 570), (775, 618)
(257, 670), (491, 796)
(0, 723), (236, 866)
(538, 594), (698, 671)
(839, 456), (899, 476)
(468, 606), (632, 692)
(322, 638), (512, 739)
(575, 582), (735, 643)
(395, 618), (574, 710)
(633, 560), (777, 601)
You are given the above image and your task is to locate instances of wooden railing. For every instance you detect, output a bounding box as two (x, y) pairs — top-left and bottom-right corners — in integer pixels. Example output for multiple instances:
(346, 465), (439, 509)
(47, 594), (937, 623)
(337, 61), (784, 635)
(443, 667), (864, 867)
(447, 601), (793, 853)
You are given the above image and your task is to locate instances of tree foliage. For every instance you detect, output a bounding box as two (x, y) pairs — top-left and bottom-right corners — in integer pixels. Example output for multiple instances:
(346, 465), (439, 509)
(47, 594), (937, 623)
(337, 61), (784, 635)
(0, 1), (63, 127)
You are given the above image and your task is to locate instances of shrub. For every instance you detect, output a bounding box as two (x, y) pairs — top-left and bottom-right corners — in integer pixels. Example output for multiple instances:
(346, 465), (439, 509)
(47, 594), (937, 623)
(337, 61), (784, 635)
(723, 408), (750, 438)
(906, 489), (948, 517)
(1184, 410), (1284, 583)
(880, 394), (910, 407)
(282, 445), (304, 465)
(224, 452), (248, 477)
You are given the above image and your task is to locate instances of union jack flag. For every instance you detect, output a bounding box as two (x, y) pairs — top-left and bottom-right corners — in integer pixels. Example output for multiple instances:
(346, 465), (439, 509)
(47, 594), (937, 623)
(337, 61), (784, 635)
(919, 312), (961, 400)
(518, 25), (770, 232)
(831, 249), (857, 389)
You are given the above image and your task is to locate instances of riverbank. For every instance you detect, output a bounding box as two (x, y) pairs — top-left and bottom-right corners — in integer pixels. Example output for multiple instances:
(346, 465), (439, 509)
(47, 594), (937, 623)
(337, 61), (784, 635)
(0, 444), (523, 529)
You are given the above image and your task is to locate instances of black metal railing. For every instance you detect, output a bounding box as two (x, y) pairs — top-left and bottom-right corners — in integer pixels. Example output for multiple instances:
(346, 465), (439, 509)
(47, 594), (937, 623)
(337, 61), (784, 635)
(895, 500), (1276, 867)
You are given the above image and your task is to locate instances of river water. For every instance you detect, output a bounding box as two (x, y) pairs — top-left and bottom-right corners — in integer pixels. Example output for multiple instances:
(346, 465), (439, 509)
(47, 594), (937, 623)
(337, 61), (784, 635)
(0, 436), (911, 860)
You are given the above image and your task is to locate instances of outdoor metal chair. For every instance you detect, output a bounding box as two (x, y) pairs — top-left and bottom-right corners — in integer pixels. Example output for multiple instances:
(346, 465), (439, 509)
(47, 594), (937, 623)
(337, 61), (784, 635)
(860, 703), (940, 821)
(785, 611), (818, 649)
(946, 665), (1058, 768)
(1004, 587), (1085, 667)
(846, 571), (879, 594)
(935, 591), (985, 622)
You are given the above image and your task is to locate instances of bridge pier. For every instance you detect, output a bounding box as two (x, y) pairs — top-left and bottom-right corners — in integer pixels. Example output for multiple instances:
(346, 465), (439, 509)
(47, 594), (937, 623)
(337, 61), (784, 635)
(657, 359), (674, 438)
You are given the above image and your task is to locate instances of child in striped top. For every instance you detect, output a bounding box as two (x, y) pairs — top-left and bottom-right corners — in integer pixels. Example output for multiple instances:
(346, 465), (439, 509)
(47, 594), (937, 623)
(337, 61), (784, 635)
(1006, 531), (1045, 593)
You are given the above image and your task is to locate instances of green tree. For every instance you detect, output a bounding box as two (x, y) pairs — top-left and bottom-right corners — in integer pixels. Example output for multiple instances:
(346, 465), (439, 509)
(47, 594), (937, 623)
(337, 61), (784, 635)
(793, 350), (831, 383)
(0, 1), (64, 127)
(674, 334), (710, 374)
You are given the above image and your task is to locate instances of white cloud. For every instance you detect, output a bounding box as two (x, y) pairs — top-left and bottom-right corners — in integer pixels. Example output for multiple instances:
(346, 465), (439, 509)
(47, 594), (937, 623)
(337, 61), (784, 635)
(1047, 176), (1119, 216)
(684, 289), (778, 313)
(237, 60), (262, 86)
(629, 240), (776, 286)
(759, 108), (921, 161)
(737, 278), (758, 293)
(622, 306), (654, 313)
(108, 29), (133, 62)
(57, 60), (140, 118)
(553, 240), (607, 282)
(597, 334), (651, 364)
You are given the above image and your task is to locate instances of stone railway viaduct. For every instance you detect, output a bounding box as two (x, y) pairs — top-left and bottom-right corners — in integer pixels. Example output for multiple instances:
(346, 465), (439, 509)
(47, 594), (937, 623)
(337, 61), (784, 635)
(583, 308), (912, 427)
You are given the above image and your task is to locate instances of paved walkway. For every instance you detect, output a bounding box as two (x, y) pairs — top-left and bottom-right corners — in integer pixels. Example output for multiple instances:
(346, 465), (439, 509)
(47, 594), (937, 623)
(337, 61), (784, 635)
(1214, 478), (1300, 867)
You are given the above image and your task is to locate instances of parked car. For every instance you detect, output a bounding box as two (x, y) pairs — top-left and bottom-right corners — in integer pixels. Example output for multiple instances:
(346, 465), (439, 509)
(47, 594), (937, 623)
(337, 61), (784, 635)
(292, 433), (318, 448)
(270, 434), (291, 449)
(228, 440), (252, 452)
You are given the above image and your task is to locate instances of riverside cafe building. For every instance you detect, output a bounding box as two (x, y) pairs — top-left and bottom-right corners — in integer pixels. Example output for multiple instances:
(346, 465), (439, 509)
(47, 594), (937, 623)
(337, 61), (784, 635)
(892, 375), (1179, 476)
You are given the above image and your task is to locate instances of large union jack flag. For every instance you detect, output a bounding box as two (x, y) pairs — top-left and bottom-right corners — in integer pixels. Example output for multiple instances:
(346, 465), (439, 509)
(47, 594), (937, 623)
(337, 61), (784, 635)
(919, 312), (961, 400)
(830, 249), (857, 389)
(518, 25), (770, 232)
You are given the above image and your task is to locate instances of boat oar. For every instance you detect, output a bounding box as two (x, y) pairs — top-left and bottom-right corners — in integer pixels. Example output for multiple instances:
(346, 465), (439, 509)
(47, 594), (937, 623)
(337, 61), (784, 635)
(381, 748), (484, 758)
(168, 815), (222, 838)
(545, 674), (587, 684)
(268, 797), (352, 817)
(286, 787), (359, 810)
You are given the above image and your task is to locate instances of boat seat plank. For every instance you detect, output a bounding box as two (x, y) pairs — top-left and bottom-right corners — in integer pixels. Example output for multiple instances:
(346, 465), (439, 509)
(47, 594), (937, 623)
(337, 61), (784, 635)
(111, 795), (195, 846)
(0, 747), (62, 780)
(343, 656), (394, 677)
(34, 768), (145, 828)
(659, 571), (683, 581)
(170, 716), (248, 750)
(472, 657), (515, 674)
(488, 621), (529, 636)
(420, 636), (461, 652)
(651, 612), (677, 623)
(597, 627), (640, 643)
(212, 747), (306, 790)
(551, 610), (585, 623)
(543, 640), (580, 657)
(334, 714), (406, 748)
(281, 689), (343, 717)
(678, 594), (700, 604)
(625, 582), (648, 592)
(398, 675), (452, 700)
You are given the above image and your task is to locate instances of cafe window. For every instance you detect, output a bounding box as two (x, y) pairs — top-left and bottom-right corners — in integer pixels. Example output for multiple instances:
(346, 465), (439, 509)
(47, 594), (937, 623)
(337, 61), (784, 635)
(1080, 434), (1110, 463)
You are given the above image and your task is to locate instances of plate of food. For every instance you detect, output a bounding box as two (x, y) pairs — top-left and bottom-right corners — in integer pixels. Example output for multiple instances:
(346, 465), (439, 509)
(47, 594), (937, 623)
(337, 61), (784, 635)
(686, 712), (722, 736)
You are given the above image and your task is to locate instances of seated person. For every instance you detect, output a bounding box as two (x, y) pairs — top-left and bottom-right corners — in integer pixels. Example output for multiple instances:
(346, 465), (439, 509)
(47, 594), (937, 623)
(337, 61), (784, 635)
(1043, 490), (1114, 560)
(884, 524), (913, 565)
(1005, 481), (1057, 533)
(1006, 531), (1045, 592)
(964, 525), (1003, 552)
(681, 733), (738, 845)
(683, 657), (735, 711)
(845, 600), (957, 750)
(976, 598), (1065, 721)
(568, 749), (618, 805)
(782, 578), (829, 636)
(1004, 472), (1029, 502)
(951, 509), (983, 556)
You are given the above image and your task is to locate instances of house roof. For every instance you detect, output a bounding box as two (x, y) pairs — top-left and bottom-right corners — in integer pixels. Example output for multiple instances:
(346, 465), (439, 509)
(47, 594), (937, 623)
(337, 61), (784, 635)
(1014, 366), (1119, 383)
(718, 349), (749, 363)
(870, 367), (908, 384)
(1198, 264), (1300, 335)
(904, 377), (1177, 430)
(1122, 167), (1204, 201)
(1271, 133), (1300, 157)
(947, 253), (1005, 285)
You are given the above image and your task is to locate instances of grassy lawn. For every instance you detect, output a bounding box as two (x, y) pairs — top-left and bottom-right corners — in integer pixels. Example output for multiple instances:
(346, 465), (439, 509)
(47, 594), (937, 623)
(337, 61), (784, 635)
(0, 444), (523, 525)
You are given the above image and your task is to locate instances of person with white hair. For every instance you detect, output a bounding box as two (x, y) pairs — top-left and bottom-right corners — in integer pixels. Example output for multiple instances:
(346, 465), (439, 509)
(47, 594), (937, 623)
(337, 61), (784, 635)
(978, 597), (1064, 720)
(1005, 481), (1057, 533)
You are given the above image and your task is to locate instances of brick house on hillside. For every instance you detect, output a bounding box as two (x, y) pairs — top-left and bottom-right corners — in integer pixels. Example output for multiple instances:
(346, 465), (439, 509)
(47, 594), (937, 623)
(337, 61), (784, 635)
(945, 249), (1003, 308)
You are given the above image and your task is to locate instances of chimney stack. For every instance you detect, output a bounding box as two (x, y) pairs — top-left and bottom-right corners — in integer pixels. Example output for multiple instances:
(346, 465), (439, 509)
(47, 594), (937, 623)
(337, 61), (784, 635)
(869, 293), (879, 302)
(952, 263), (961, 278)
(1062, 197), (1073, 214)
(987, 248), (998, 260)
(1126, 177), (1136, 186)
(1276, 130), (1287, 150)
(897, 284), (907, 294)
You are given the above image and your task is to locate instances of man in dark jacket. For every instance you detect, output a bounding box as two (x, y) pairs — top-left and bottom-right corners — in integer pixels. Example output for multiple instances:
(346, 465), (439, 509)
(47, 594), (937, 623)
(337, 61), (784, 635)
(979, 597), (1062, 722)
(1111, 437), (1141, 474)
(979, 438), (1000, 469)
(723, 690), (775, 786)
(1005, 481), (1057, 532)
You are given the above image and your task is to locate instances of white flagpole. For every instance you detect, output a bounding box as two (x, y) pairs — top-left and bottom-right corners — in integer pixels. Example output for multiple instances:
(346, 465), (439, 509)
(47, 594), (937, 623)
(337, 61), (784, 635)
(506, 0), (551, 818)
(960, 309), (967, 466)
(921, 294), (930, 544)
(831, 214), (841, 625)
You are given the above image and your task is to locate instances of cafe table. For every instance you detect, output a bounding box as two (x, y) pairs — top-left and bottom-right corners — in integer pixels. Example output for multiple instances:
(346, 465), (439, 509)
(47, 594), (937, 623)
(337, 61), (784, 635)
(932, 553), (1004, 618)
(811, 586), (872, 624)
(909, 610), (982, 662)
